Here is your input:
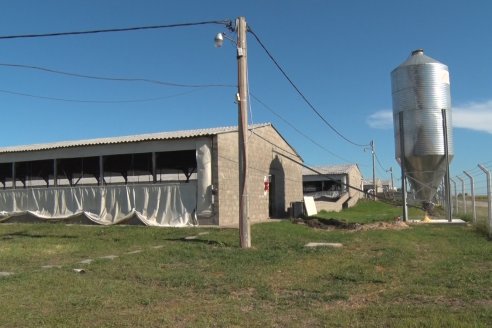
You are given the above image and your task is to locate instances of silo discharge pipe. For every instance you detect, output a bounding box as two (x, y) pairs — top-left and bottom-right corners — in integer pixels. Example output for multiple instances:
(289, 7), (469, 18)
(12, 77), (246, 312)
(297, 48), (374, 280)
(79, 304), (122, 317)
(422, 201), (434, 222)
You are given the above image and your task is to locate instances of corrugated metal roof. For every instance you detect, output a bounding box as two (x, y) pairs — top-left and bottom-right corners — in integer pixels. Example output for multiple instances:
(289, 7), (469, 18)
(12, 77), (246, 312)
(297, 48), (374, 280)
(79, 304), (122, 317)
(0, 123), (271, 154)
(302, 164), (359, 176)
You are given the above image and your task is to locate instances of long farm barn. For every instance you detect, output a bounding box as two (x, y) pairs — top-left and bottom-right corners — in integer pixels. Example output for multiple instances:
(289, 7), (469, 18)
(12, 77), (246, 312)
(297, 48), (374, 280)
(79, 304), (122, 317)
(0, 123), (303, 227)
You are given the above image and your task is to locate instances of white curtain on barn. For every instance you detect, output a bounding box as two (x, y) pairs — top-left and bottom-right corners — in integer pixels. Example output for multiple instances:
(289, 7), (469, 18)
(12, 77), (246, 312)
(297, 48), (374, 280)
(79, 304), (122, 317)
(0, 182), (197, 226)
(196, 139), (213, 217)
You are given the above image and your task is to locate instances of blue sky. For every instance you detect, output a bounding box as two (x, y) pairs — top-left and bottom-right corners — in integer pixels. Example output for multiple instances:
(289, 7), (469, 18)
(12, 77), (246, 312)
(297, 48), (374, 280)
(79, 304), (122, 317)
(0, 0), (491, 185)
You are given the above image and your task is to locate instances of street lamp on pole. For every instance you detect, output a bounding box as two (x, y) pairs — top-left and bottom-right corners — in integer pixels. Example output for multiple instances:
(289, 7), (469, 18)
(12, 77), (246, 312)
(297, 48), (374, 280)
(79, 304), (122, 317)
(386, 167), (394, 191)
(364, 140), (376, 200)
(215, 17), (251, 248)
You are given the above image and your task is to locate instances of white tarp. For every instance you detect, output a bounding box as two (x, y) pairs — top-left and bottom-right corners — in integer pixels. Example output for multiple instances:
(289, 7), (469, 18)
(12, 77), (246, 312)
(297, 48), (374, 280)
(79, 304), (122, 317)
(196, 139), (213, 217)
(0, 182), (197, 226)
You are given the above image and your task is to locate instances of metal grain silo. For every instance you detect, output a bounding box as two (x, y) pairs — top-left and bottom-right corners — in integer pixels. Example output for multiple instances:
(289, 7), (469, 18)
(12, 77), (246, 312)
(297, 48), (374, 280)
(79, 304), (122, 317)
(391, 49), (453, 212)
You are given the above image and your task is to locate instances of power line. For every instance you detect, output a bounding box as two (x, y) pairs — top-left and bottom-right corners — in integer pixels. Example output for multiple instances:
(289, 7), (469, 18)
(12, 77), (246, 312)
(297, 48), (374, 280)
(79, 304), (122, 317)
(247, 27), (369, 148)
(246, 121), (414, 209)
(249, 130), (300, 159)
(0, 88), (203, 104)
(0, 19), (368, 149)
(1, 61), (358, 164)
(0, 20), (231, 40)
(0, 63), (236, 88)
(375, 152), (388, 172)
(250, 93), (354, 163)
(275, 151), (419, 209)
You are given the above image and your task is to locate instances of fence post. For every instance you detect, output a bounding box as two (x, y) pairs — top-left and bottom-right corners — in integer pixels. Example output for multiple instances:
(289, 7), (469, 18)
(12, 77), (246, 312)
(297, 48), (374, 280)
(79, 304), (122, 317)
(457, 176), (466, 215)
(478, 164), (492, 238)
(450, 178), (458, 215)
(463, 171), (476, 224)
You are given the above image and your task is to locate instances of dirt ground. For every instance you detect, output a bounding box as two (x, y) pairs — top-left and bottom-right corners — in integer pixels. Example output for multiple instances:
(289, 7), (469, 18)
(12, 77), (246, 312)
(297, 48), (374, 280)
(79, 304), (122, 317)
(292, 217), (410, 231)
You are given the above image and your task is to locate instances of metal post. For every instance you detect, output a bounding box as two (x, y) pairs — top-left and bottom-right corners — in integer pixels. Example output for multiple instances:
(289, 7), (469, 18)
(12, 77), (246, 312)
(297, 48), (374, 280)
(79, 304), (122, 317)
(463, 171), (476, 224)
(99, 156), (104, 186)
(371, 140), (376, 200)
(450, 178), (458, 214)
(152, 152), (157, 183)
(12, 162), (16, 189)
(457, 176), (466, 215)
(53, 159), (58, 187)
(237, 17), (251, 248)
(389, 167), (394, 191)
(441, 109), (452, 222)
(399, 112), (408, 221)
(478, 164), (492, 238)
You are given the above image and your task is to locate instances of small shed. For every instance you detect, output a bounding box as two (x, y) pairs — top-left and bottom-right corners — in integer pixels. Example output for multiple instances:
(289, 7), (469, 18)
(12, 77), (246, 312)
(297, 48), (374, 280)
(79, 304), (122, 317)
(0, 123), (303, 227)
(362, 178), (384, 197)
(302, 164), (363, 212)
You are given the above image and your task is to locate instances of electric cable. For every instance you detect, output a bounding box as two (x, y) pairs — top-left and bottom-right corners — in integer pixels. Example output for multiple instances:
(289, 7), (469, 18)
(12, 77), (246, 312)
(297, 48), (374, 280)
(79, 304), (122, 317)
(375, 165), (387, 178)
(250, 93), (354, 163)
(247, 27), (369, 148)
(0, 63), (236, 88)
(249, 129), (303, 159)
(0, 20), (231, 40)
(375, 152), (389, 172)
(0, 87), (203, 104)
(3, 59), (357, 163)
(247, 122), (415, 209)
(274, 151), (419, 209)
(1, 20), (367, 148)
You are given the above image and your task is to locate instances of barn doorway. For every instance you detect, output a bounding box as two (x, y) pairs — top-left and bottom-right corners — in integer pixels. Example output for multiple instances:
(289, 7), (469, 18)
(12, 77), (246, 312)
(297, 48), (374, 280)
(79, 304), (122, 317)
(269, 155), (286, 218)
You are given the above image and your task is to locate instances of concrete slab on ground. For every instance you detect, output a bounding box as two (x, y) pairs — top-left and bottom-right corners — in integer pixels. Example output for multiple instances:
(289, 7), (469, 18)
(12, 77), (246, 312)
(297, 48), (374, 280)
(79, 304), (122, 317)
(305, 242), (343, 248)
(409, 219), (467, 225)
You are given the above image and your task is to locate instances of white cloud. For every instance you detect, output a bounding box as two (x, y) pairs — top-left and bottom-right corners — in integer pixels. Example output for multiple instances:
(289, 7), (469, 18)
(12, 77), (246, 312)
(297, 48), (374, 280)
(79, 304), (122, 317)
(453, 100), (492, 134)
(367, 100), (492, 134)
(367, 110), (393, 129)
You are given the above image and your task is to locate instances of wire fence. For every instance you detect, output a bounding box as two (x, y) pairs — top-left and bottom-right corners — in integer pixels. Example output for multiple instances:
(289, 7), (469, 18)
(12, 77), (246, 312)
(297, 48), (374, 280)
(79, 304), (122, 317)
(451, 161), (492, 237)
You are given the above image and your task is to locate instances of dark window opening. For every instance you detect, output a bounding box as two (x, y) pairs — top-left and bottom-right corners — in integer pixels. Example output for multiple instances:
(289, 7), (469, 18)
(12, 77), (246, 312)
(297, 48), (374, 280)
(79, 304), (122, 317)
(156, 150), (197, 182)
(15, 160), (54, 188)
(104, 153), (153, 184)
(303, 179), (343, 200)
(57, 156), (100, 186)
(0, 149), (198, 189)
(0, 163), (12, 188)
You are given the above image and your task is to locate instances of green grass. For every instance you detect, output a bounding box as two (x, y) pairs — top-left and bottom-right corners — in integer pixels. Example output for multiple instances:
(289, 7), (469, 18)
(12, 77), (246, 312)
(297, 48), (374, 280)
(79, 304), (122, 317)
(314, 198), (426, 223)
(454, 201), (491, 236)
(1, 202), (491, 327)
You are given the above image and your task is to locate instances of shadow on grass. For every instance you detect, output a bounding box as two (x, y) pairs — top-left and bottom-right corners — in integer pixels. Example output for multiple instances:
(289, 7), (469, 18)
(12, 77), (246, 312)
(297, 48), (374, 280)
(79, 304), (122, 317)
(293, 217), (359, 230)
(0, 231), (78, 240)
(164, 237), (229, 247)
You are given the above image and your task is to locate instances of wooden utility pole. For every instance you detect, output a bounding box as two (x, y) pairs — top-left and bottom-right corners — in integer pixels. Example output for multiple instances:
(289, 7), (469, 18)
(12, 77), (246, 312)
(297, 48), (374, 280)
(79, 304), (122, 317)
(237, 17), (251, 248)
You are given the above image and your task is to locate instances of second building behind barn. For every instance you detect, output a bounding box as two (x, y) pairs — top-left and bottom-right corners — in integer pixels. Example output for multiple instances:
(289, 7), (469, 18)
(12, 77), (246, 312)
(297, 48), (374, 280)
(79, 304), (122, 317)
(302, 164), (363, 212)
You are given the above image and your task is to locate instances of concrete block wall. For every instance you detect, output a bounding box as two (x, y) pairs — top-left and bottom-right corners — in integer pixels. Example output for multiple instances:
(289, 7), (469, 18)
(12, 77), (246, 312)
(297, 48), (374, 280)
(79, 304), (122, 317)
(214, 132), (239, 226)
(214, 125), (303, 226)
(346, 195), (359, 208)
(315, 192), (350, 213)
(347, 166), (363, 203)
(315, 201), (342, 213)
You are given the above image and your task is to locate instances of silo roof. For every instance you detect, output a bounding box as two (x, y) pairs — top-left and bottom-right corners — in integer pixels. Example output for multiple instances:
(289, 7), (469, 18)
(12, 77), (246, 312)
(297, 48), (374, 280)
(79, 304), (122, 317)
(393, 49), (445, 71)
